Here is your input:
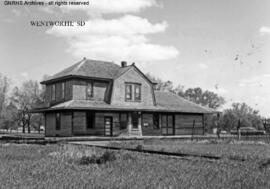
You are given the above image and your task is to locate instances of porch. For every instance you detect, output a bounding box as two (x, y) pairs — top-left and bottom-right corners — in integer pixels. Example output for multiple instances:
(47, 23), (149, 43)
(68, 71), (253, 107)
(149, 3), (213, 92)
(44, 111), (205, 137)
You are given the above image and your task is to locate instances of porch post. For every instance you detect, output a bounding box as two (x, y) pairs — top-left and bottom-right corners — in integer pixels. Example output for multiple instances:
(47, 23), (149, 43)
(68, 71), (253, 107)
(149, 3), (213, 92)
(44, 113), (47, 137)
(138, 112), (142, 136)
(127, 112), (132, 133)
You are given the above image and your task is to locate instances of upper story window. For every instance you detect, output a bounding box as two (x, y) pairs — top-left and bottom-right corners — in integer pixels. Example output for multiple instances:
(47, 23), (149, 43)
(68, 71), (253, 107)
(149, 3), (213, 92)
(61, 82), (65, 99)
(134, 84), (141, 101)
(125, 83), (141, 101)
(86, 81), (94, 100)
(51, 84), (56, 101)
(125, 84), (132, 100)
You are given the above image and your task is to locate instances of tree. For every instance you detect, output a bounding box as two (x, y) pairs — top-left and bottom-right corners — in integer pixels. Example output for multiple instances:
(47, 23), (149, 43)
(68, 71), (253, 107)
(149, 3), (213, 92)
(146, 73), (225, 109)
(30, 113), (44, 133)
(0, 103), (18, 132)
(146, 73), (185, 94)
(182, 87), (203, 104)
(221, 102), (263, 131)
(201, 90), (225, 109)
(0, 74), (10, 117)
(11, 80), (44, 133)
(263, 118), (270, 132)
(0, 73), (11, 131)
(180, 87), (225, 109)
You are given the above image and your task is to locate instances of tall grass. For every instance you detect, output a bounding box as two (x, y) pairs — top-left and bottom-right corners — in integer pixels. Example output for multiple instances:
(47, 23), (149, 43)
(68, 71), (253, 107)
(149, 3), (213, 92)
(0, 143), (270, 189)
(109, 139), (270, 161)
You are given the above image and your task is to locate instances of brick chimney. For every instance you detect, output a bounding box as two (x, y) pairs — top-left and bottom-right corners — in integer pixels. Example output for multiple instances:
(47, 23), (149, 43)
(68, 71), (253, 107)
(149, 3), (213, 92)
(121, 61), (127, 67)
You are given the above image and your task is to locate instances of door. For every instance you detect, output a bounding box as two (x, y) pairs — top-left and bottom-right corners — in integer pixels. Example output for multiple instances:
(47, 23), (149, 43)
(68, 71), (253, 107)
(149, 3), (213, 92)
(161, 114), (174, 135)
(119, 113), (128, 130)
(104, 116), (113, 136)
(131, 112), (139, 129)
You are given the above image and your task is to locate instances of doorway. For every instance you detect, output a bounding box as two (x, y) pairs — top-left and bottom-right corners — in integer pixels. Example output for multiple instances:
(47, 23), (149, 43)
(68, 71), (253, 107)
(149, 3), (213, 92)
(131, 112), (140, 129)
(161, 114), (174, 135)
(104, 116), (113, 136)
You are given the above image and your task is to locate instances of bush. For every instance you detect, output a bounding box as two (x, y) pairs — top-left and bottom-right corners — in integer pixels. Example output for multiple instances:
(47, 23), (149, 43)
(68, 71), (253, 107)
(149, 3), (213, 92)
(221, 103), (263, 131)
(135, 144), (144, 151)
(102, 151), (117, 162)
(79, 151), (116, 165)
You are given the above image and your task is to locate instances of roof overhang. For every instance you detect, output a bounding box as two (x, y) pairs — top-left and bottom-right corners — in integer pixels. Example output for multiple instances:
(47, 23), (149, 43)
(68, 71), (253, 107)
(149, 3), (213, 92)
(31, 106), (213, 114)
(41, 75), (113, 84)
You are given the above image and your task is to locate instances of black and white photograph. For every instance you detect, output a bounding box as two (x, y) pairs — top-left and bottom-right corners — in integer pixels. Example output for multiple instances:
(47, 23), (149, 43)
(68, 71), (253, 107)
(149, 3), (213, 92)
(0, 0), (270, 188)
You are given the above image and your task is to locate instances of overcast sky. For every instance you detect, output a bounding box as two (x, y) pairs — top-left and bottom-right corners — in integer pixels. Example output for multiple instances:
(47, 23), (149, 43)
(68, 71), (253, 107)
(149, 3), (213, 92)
(0, 0), (270, 116)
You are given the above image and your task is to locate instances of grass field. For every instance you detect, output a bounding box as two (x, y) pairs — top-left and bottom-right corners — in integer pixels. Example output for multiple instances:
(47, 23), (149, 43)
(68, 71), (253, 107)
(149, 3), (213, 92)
(109, 139), (270, 161)
(0, 142), (270, 189)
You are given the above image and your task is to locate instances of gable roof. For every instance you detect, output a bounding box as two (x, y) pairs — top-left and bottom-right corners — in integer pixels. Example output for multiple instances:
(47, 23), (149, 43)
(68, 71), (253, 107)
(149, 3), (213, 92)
(114, 64), (155, 86)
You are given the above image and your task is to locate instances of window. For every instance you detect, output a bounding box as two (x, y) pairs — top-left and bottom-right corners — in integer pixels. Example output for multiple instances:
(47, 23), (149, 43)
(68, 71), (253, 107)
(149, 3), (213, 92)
(161, 114), (174, 135)
(125, 83), (142, 101)
(61, 82), (65, 99)
(153, 113), (160, 129)
(55, 113), (61, 130)
(119, 113), (128, 129)
(86, 82), (93, 99)
(134, 84), (141, 101)
(51, 84), (56, 101)
(86, 112), (95, 129)
(125, 84), (132, 100)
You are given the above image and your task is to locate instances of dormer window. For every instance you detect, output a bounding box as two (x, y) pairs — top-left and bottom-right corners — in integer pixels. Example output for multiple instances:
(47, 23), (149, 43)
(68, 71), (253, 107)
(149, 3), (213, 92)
(125, 84), (132, 100)
(61, 82), (65, 99)
(51, 84), (56, 101)
(86, 81), (93, 99)
(134, 84), (141, 101)
(125, 83), (141, 101)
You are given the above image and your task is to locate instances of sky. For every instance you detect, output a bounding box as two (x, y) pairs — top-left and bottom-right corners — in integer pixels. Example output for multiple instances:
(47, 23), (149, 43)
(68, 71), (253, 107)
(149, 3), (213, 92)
(0, 0), (270, 116)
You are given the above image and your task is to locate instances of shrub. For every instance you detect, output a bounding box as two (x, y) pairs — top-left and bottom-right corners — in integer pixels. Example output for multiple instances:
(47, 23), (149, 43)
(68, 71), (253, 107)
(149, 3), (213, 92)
(135, 144), (144, 151)
(101, 151), (117, 162)
(78, 151), (116, 165)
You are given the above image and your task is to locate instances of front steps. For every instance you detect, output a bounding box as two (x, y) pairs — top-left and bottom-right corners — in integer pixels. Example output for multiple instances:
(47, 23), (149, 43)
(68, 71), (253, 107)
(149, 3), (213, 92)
(118, 128), (142, 137)
(129, 129), (142, 136)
